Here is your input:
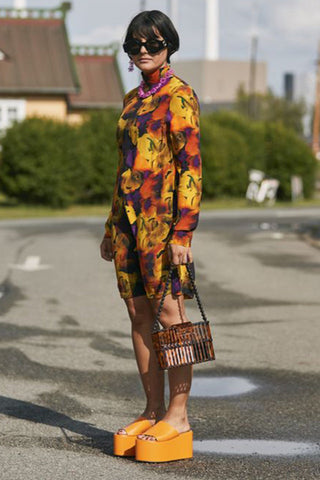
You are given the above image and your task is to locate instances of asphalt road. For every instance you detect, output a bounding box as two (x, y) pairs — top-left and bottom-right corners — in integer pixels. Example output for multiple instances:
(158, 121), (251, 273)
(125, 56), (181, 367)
(0, 207), (319, 480)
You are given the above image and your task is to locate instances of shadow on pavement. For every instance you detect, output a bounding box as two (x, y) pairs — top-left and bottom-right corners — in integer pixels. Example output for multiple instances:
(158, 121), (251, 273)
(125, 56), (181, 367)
(0, 395), (114, 456)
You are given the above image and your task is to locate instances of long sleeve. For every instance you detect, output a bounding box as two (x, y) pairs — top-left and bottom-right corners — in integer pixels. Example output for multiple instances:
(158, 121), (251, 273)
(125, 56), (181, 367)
(104, 161), (121, 238)
(168, 85), (202, 247)
(104, 94), (130, 238)
(104, 211), (112, 238)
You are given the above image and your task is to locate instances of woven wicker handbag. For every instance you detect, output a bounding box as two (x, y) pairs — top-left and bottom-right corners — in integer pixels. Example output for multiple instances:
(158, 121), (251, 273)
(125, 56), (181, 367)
(152, 262), (215, 370)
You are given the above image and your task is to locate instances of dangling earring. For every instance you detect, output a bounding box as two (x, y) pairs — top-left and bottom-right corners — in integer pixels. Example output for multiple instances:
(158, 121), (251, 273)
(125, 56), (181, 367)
(128, 59), (134, 72)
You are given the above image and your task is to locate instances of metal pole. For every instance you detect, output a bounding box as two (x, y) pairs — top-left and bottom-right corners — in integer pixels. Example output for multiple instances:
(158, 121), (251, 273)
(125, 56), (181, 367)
(248, 1), (259, 119)
(248, 34), (258, 119)
(312, 40), (320, 159)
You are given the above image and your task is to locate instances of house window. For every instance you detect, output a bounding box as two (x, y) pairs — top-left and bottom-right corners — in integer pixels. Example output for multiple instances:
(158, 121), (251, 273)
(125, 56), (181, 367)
(8, 107), (18, 124)
(0, 99), (26, 132)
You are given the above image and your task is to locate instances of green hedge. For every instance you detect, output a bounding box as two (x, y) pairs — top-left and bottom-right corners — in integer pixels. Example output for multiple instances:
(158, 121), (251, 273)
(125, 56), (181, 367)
(0, 117), (83, 207)
(201, 120), (249, 197)
(204, 111), (267, 172)
(200, 111), (317, 199)
(263, 122), (316, 199)
(0, 111), (120, 207)
(76, 110), (120, 203)
(0, 110), (317, 206)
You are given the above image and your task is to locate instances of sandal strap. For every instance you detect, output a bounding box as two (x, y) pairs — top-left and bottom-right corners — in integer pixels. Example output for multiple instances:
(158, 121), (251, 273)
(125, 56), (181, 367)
(124, 416), (152, 435)
(142, 420), (179, 442)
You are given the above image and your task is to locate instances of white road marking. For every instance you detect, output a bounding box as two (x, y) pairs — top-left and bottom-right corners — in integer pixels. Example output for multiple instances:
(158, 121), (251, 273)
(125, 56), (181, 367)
(193, 439), (320, 456)
(9, 256), (52, 271)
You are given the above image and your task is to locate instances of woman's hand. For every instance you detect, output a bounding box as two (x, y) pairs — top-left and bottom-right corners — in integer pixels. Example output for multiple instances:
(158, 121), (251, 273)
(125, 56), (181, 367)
(168, 243), (193, 265)
(100, 236), (113, 262)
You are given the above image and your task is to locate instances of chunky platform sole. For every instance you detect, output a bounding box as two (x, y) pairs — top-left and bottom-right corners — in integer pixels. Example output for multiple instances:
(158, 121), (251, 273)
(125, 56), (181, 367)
(113, 433), (136, 457)
(113, 417), (153, 457)
(135, 430), (193, 462)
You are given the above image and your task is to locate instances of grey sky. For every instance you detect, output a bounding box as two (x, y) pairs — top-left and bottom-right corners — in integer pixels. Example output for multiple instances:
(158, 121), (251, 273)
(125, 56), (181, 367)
(6, 0), (319, 98)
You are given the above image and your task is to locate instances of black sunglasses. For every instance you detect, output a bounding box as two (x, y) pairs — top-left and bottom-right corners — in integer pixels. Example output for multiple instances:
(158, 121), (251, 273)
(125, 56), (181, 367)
(123, 38), (168, 56)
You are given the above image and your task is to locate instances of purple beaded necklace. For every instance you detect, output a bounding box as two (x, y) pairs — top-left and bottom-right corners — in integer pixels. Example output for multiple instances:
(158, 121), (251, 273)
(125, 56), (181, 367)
(138, 67), (174, 98)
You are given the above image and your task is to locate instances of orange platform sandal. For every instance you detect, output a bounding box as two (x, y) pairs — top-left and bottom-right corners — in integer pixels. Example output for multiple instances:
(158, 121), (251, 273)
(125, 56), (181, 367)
(135, 420), (193, 462)
(113, 416), (153, 457)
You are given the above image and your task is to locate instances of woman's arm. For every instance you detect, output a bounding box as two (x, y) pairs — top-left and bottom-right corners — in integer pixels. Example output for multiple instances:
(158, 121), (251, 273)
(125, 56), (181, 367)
(103, 92), (131, 239)
(168, 84), (202, 248)
(104, 214), (112, 238)
(104, 162), (121, 238)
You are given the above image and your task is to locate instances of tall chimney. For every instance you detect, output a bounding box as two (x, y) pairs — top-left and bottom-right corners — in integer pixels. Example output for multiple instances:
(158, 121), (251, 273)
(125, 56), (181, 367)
(169, 0), (178, 23)
(168, 0), (179, 58)
(14, 0), (27, 8)
(205, 0), (219, 60)
(168, 0), (178, 28)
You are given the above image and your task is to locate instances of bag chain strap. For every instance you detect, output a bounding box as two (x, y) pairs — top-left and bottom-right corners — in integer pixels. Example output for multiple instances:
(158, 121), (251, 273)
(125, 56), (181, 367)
(152, 262), (209, 334)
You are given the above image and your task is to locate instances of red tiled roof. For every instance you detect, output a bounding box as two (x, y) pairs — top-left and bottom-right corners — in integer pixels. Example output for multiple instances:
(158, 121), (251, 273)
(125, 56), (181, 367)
(68, 55), (123, 109)
(0, 17), (79, 94)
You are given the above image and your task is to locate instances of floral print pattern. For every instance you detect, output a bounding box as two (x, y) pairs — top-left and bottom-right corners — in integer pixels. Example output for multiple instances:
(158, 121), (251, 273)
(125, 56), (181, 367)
(105, 65), (202, 299)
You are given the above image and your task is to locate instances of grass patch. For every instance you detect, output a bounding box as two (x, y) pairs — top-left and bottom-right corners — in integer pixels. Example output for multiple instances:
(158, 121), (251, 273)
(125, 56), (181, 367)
(0, 196), (319, 220)
(0, 203), (111, 219)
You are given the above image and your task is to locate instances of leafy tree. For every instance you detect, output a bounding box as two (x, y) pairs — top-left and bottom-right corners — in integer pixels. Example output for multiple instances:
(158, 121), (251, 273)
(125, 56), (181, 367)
(235, 84), (307, 135)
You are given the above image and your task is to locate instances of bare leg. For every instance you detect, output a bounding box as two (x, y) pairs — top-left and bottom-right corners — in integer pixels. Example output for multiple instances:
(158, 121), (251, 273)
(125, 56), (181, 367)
(117, 295), (166, 434)
(138, 294), (192, 441)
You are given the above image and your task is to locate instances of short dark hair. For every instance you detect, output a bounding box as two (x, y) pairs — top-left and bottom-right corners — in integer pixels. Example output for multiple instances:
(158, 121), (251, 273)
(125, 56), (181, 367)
(124, 10), (179, 62)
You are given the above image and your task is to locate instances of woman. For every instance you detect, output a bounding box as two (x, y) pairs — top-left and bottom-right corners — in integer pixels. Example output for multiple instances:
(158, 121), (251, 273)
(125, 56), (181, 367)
(100, 10), (202, 462)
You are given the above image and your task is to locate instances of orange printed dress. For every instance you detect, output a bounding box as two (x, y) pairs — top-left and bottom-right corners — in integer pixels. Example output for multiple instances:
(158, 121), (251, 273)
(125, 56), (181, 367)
(104, 65), (202, 299)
